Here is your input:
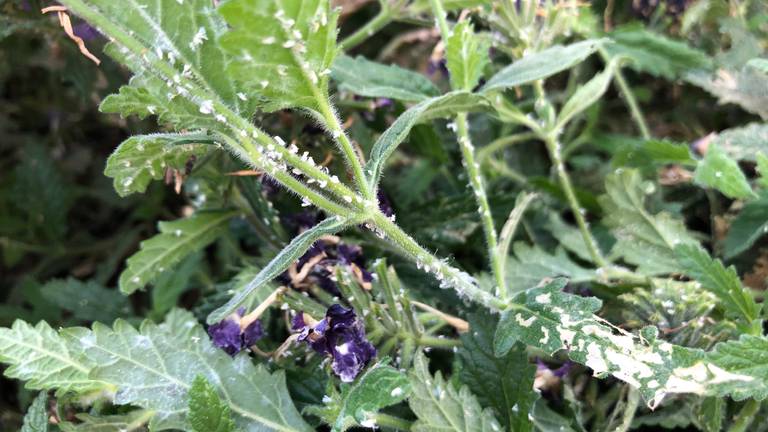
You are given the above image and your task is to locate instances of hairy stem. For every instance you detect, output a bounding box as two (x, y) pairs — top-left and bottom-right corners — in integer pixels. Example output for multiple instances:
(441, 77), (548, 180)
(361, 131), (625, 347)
(600, 50), (651, 139)
(371, 211), (508, 310)
(374, 413), (413, 431)
(456, 114), (506, 297)
(316, 92), (374, 200)
(428, 0), (451, 40)
(542, 133), (607, 267)
(339, 5), (393, 51)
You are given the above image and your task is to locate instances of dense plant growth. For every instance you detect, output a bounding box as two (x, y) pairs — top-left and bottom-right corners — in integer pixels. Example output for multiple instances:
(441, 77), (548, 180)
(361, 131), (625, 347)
(2, 0), (768, 430)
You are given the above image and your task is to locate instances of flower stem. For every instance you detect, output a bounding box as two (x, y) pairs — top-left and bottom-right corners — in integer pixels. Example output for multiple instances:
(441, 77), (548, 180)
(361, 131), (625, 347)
(455, 114), (507, 298)
(339, 5), (393, 51)
(728, 399), (760, 432)
(542, 133), (607, 267)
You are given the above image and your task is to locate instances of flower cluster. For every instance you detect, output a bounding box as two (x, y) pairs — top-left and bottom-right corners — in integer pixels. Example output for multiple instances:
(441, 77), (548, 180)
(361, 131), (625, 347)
(292, 305), (376, 382)
(207, 308), (264, 356)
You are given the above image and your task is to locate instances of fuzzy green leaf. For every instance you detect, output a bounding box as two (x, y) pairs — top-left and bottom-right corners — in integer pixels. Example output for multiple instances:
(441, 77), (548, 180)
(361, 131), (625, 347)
(62, 0), (253, 122)
(460, 313), (537, 432)
(331, 361), (411, 432)
(493, 279), (759, 407)
(705, 335), (768, 401)
(555, 60), (617, 129)
(409, 353), (502, 432)
(600, 169), (698, 275)
(207, 215), (350, 324)
(0, 320), (106, 395)
(104, 133), (212, 196)
(708, 122), (768, 162)
(504, 242), (596, 293)
(481, 39), (606, 92)
(120, 210), (237, 294)
(694, 144), (755, 199)
(21, 392), (49, 432)
(59, 410), (155, 432)
(219, 0), (339, 112)
(724, 191), (768, 258)
(675, 244), (762, 333)
(331, 55), (439, 102)
(365, 91), (491, 189)
(40, 278), (131, 324)
(604, 27), (712, 79)
(62, 310), (312, 431)
(188, 376), (236, 432)
(151, 253), (201, 318)
(686, 67), (768, 120)
(446, 21), (490, 91)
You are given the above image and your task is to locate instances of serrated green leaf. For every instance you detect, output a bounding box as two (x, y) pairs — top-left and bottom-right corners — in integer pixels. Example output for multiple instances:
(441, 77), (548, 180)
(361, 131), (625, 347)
(705, 335), (768, 401)
(481, 39), (606, 92)
(708, 122), (768, 162)
(409, 353), (502, 432)
(460, 313), (537, 432)
(219, 0), (339, 112)
(446, 21), (489, 91)
(600, 169), (698, 275)
(39, 278), (131, 324)
(189, 376), (236, 432)
(63, 310), (312, 431)
(59, 410), (155, 432)
(604, 27), (712, 79)
(0, 320), (107, 395)
(686, 67), (768, 120)
(207, 215), (350, 324)
(555, 60), (617, 129)
(724, 191), (768, 258)
(62, 0), (253, 121)
(504, 242), (596, 293)
(675, 244), (762, 333)
(611, 138), (696, 171)
(120, 209), (237, 294)
(331, 361), (411, 432)
(365, 91), (491, 189)
(694, 144), (755, 199)
(493, 279), (762, 406)
(21, 392), (49, 432)
(105, 133), (212, 196)
(331, 55), (439, 102)
(531, 398), (585, 432)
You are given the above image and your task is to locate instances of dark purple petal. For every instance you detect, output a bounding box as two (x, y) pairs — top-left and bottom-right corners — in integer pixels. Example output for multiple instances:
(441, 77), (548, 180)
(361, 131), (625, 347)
(329, 323), (376, 382)
(242, 319), (264, 347)
(72, 22), (100, 41)
(326, 304), (356, 329)
(377, 191), (394, 217)
(336, 244), (363, 265)
(208, 318), (243, 356)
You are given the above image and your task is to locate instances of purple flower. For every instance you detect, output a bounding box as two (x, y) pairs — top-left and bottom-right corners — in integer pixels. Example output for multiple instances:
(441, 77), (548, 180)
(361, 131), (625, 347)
(293, 305), (376, 382)
(208, 308), (264, 356)
(536, 358), (574, 378)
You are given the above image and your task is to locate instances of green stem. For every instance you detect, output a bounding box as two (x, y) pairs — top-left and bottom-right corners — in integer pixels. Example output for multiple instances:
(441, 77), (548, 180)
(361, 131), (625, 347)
(600, 50), (651, 139)
(339, 5), (393, 51)
(371, 211), (508, 310)
(428, 0), (451, 40)
(542, 133), (607, 267)
(477, 131), (537, 163)
(616, 386), (640, 432)
(455, 114), (506, 297)
(374, 413), (413, 431)
(728, 399), (760, 432)
(316, 96), (374, 200)
(418, 335), (461, 349)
